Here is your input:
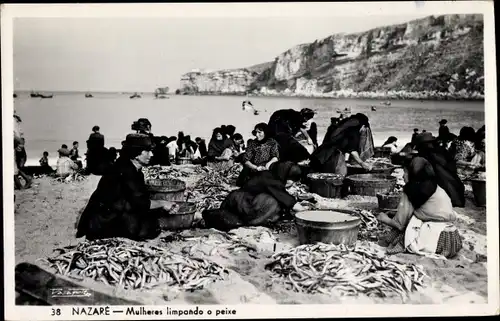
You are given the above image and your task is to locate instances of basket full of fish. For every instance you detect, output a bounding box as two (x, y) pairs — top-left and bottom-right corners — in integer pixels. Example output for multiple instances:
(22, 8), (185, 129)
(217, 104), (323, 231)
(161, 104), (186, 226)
(38, 238), (228, 291)
(159, 201), (197, 230)
(376, 185), (403, 211)
(346, 174), (397, 197)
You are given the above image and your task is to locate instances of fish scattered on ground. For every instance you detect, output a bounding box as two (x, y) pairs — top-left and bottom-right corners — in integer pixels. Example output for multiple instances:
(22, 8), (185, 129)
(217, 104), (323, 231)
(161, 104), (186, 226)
(37, 238), (228, 291)
(265, 241), (428, 301)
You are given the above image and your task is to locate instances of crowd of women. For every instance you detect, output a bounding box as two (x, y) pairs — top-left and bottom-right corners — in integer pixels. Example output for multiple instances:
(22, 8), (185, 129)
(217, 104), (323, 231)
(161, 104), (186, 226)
(14, 107), (485, 260)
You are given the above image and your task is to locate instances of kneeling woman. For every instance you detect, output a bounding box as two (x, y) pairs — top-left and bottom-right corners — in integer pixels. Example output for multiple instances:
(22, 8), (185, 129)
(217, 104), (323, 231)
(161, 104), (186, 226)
(203, 161), (307, 231)
(76, 134), (177, 241)
(377, 157), (462, 258)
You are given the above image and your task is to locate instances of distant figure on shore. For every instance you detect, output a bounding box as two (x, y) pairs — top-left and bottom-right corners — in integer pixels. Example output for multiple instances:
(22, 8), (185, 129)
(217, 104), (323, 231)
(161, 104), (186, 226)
(70, 141), (83, 169)
(108, 147), (118, 164)
(39, 151), (55, 174)
(177, 131), (185, 152)
(437, 119), (451, 147)
(14, 113), (32, 190)
(195, 137), (208, 159)
(76, 134), (177, 241)
(382, 136), (399, 154)
(166, 136), (178, 162)
(56, 145), (79, 178)
(151, 136), (171, 166)
(86, 125), (107, 175)
(411, 128), (420, 146)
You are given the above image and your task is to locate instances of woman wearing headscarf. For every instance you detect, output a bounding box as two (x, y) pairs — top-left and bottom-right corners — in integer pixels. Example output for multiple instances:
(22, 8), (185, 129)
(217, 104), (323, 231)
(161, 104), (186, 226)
(236, 123), (279, 187)
(76, 134), (177, 241)
(382, 136), (399, 154)
(310, 113), (374, 175)
(203, 161), (308, 231)
(377, 157), (462, 258)
(414, 132), (465, 207)
(206, 127), (235, 170)
(268, 108), (315, 163)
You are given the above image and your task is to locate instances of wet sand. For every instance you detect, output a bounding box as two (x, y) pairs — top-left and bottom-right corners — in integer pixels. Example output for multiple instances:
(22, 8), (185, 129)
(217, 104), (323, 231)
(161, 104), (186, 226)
(14, 169), (488, 305)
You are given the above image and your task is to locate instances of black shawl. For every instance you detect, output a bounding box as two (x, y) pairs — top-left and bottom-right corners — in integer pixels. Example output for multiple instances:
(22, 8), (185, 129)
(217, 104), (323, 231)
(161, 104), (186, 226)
(417, 142), (465, 207)
(403, 157), (438, 209)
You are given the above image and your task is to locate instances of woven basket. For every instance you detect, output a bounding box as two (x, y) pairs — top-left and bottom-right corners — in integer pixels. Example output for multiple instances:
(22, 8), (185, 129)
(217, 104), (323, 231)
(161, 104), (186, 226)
(307, 173), (345, 199)
(346, 174), (397, 196)
(146, 178), (186, 201)
(158, 201), (196, 230)
(176, 157), (193, 165)
(347, 163), (396, 176)
(376, 193), (400, 211)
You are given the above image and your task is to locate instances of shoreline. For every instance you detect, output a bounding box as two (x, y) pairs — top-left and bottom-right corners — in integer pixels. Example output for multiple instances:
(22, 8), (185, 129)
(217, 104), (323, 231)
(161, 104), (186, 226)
(174, 90), (485, 101)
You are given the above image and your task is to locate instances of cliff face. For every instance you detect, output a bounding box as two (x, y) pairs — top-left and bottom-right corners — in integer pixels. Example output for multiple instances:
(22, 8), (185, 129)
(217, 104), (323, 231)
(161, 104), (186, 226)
(179, 14), (484, 99)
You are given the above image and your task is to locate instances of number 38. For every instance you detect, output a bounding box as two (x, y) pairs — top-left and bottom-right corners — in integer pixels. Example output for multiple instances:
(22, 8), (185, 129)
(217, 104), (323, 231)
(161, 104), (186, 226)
(51, 308), (61, 316)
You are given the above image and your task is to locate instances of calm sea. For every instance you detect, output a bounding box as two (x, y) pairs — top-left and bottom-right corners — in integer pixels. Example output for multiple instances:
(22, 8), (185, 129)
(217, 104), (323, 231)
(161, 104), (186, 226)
(14, 92), (485, 166)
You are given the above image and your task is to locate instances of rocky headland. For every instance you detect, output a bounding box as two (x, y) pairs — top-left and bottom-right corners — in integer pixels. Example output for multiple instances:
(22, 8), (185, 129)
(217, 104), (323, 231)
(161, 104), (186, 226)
(178, 14), (484, 100)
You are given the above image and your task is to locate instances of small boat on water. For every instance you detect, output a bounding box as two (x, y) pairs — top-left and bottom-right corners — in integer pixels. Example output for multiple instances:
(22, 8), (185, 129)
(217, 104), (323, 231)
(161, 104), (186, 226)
(30, 91), (53, 98)
(371, 106), (377, 111)
(85, 93), (93, 98)
(130, 93), (142, 99)
(154, 93), (169, 99)
(13, 93), (17, 98)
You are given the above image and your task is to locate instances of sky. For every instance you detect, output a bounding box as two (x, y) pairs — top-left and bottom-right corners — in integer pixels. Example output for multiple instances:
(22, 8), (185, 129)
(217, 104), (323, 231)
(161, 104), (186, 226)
(13, 14), (430, 93)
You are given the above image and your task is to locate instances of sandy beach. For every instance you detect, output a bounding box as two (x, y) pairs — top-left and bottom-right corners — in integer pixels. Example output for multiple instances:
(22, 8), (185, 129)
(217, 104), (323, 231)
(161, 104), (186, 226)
(14, 166), (488, 305)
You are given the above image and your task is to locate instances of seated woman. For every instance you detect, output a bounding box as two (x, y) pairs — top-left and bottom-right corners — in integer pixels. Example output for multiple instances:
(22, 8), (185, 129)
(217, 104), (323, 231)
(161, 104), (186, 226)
(231, 133), (246, 163)
(449, 127), (477, 179)
(75, 134), (176, 241)
(377, 157), (462, 258)
(203, 161), (308, 231)
(56, 145), (80, 178)
(236, 123), (279, 187)
(382, 136), (399, 154)
(470, 137), (486, 170)
(414, 132), (465, 207)
(207, 127), (235, 170)
(310, 113), (374, 176)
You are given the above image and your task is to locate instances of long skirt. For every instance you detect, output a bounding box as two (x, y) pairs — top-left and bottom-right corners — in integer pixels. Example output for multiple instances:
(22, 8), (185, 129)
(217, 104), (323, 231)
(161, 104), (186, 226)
(202, 191), (281, 231)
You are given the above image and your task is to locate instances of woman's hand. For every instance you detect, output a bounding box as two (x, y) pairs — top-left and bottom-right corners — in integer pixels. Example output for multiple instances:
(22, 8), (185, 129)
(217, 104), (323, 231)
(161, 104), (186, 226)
(256, 166), (266, 171)
(307, 138), (314, 146)
(361, 162), (373, 171)
(292, 203), (307, 212)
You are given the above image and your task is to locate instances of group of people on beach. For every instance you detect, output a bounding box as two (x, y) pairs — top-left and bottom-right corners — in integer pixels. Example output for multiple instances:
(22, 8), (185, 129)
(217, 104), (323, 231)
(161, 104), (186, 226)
(15, 105), (485, 259)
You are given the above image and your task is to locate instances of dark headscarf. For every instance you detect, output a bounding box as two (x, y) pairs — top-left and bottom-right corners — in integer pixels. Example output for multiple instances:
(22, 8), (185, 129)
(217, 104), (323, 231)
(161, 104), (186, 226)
(224, 125), (236, 139)
(403, 157), (438, 209)
(270, 161), (302, 183)
(383, 136), (398, 146)
(458, 126), (476, 142)
(253, 123), (270, 144)
(208, 127), (234, 157)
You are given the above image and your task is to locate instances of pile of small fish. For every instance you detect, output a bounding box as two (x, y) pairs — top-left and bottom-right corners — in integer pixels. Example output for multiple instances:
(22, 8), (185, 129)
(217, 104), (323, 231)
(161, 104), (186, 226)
(351, 209), (388, 241)
(265, 242), (428, 301)
(287, 183), (309, 198)
(38, 239), (228, 291)
(143, 165), (206, 180)
(54, 172), (87, 183)
(307, 173), (344, 180)
(366, 157), (393, 165)
(189, 166), (241, 212)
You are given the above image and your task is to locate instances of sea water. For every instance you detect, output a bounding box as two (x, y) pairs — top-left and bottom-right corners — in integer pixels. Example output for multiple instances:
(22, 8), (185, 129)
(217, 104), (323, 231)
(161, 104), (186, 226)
(13, 92), (485, 166)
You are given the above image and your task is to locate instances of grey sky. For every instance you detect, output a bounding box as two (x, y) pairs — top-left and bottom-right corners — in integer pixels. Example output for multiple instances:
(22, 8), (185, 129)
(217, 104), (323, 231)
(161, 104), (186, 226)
(14, 15), (429, 92)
